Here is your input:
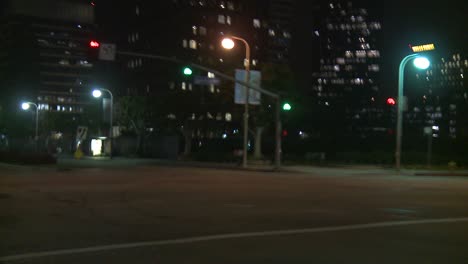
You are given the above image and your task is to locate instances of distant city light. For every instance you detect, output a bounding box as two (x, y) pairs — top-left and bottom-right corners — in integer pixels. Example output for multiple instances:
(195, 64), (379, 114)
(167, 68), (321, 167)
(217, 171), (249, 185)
(222, 133), (227, 139)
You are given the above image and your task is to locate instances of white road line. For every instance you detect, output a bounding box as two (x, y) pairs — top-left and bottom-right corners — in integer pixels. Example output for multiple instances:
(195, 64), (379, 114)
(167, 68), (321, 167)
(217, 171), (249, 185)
(2, 217), (468, 262)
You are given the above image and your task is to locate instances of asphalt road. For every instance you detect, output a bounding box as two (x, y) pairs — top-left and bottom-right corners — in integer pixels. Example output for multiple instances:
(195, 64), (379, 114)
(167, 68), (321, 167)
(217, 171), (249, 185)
(1, 165), (468, 263)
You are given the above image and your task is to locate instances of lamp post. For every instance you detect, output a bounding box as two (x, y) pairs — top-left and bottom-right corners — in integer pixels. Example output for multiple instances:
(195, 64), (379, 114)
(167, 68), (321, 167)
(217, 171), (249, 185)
(395, 54), (430, 170)
(21, 102), (39, 150)
(222, 36), (251, 168)
(92, 88), (114, 159)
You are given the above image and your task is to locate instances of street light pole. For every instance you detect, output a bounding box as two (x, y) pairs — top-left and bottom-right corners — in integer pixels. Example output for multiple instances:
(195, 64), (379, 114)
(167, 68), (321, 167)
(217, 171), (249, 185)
(21, 102), (39, 151)
(93, 88), (113, 159)
(396, 53), (427, 170)
(223, 36), (251, 168)
(275, 98), (282, 169)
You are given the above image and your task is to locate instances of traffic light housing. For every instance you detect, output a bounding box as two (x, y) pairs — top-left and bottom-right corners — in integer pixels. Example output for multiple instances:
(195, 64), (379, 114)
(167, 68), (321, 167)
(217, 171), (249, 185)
(282, 102), (292, 111)
(183, 67), (193, 76)
(89, 40), (100, 48)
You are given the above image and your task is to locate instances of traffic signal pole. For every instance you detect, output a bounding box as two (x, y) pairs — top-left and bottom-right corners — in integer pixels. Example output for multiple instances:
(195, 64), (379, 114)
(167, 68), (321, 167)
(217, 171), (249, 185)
(116, 51), (282, 169)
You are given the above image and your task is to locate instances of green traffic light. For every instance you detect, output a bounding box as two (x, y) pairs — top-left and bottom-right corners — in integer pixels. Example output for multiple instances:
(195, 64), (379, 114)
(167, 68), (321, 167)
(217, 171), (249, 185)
(282, 103), (292, 111)
(183, 67), (193, 75)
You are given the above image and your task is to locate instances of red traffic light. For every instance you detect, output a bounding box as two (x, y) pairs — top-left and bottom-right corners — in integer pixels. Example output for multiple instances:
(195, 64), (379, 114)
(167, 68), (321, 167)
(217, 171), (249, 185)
(89, 40), (100, 48)
(386, 98), (396, 105)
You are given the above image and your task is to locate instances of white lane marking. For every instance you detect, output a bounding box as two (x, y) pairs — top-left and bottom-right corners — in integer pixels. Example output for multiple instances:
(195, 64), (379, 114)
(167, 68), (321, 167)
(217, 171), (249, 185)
(2, 217), (468, 262)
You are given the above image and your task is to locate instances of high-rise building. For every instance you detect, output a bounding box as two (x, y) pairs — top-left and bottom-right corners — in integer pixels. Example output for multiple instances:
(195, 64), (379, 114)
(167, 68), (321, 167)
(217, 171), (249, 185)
(311, 1), (384, 139)
(0, 0), (98, 116)
(407, 52), (468, 140)
(108, 0), (295, 143)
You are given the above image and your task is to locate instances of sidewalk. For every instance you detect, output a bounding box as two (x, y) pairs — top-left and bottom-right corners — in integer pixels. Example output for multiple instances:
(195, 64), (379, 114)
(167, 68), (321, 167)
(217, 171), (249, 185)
(3, 156), (468, 177)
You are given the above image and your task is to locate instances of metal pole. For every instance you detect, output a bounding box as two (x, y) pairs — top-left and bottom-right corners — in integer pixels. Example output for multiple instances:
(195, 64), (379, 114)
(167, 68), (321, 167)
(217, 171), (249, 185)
(230, 36), (251, 168)
(396, 54), (418, 171)
(104, 89), (113, 159)
(34, 104), (39, 151)
(242, 40), (250, 168)
(427, 133), (432, 168)
(275, 98), (282, 169)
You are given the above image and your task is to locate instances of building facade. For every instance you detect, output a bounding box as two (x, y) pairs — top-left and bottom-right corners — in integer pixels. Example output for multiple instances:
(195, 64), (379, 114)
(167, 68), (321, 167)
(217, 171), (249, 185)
(311, 1), (384, 141)
(0, 0), (97, 115)
(110, 0), (294, 147)
(407, 52), (468, 141)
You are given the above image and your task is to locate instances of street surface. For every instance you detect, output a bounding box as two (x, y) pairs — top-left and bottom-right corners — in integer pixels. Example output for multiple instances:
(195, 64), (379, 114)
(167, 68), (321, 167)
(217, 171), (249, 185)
(1, 164), (468, 263)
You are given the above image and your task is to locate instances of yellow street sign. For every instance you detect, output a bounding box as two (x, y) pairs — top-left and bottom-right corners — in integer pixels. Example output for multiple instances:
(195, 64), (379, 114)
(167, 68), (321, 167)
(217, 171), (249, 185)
(411, 43), (435, 52)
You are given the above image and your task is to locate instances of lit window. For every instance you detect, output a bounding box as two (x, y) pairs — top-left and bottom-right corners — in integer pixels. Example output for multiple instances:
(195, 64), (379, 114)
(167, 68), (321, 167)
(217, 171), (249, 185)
(253, 19), (261, 28)
(368, 64), (379, 72)
(345, 51), (353, 58)
(207, 72), (215, 78)
(135, 5), (140, 16)
(209, 85), (215, 93)
(367, 50), (380, 58)
(252, 59), (258, 66)
(218, 15), (225, 24)
(336, 58), (345, 64)
(182, 39), (188, 48)
(225, 113), (232, 122)
(189, 40), (197, 49)
(181, 82), (186, 90)
(188, 83), (193, 91)
(283, 31), (291, 38)
(226, 16), (231, 25)
(356, 50), (366, 58)
(361, 43), (370, 49)
(192, 26), (197, 35)
(199, 26), (207, 35)
(268, 29), (275, 36)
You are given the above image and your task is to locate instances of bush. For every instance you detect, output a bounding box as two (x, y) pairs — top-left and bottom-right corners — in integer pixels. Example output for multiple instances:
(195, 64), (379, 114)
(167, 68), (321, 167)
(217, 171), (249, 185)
(0, 151), (57, 165)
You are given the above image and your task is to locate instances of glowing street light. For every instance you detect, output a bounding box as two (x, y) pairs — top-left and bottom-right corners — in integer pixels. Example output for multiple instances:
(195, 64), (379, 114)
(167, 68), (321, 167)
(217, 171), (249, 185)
(21, 102), (31, 110)
(221, 38), (235, 50)
(395, 54), (431, 170)
(413, 57), (430, 69)
(92, 89), (102, 98)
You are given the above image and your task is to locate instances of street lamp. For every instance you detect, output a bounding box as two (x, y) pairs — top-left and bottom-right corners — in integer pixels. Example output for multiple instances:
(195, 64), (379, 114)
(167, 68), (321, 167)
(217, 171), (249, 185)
(221, 36), (251, 168)
(21, 101), (39, 150)
(395, 54), (430, 170)
(92, 88), (114, 159)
